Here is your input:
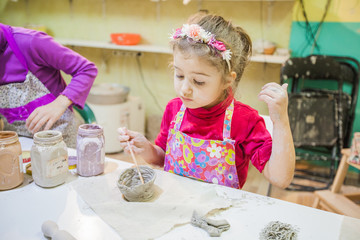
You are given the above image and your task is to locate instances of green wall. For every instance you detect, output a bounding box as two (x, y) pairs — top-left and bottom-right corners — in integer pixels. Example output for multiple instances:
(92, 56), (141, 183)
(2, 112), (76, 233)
(289, 0), (360, 136)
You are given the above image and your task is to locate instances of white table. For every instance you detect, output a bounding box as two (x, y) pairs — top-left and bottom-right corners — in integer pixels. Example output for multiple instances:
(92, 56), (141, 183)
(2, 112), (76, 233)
(0, 138), (359, 240)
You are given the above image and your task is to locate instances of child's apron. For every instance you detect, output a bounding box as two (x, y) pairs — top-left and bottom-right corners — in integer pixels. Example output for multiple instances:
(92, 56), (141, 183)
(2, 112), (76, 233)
(0, 24), (78, 147)
(164, 100), (240, 189)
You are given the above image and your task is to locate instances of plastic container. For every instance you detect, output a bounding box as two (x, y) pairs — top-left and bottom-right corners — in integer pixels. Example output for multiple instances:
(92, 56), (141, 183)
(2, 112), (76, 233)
(31, 130), (68, 188)
(110, 33), (141, 45)
(87, 83), (130, 105)
(0, 131), (23, 190)
(76, 124), (105, 177)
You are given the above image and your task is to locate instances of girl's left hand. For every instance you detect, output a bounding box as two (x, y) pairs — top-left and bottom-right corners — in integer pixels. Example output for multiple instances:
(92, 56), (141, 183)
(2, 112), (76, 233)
(258, 82), (289, 123)
(25, 95), (72, 134)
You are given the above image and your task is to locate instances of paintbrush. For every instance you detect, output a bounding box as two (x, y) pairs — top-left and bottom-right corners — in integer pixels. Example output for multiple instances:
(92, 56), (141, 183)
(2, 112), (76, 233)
(127, 141), (145, 184)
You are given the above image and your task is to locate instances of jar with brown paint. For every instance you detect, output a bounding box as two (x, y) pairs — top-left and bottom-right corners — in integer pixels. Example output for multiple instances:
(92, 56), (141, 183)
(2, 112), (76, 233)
(0, 131), (23, 190)
(31, 130), (68, 188)
(77, 124), (105, 177)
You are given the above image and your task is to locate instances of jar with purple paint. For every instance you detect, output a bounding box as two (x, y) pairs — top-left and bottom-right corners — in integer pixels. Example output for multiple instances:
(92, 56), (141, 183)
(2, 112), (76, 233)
(76, 124), (105, 177)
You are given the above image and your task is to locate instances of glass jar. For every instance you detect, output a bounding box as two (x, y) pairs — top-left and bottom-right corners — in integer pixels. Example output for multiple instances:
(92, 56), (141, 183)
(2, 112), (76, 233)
(31, 130), (68, 188)
(77, 124), (105, 177)
(0, 131), (23, 190)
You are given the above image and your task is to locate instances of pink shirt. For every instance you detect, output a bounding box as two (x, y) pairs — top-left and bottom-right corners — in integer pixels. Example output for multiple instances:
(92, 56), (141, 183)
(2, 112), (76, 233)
(155, 96), (272, 188)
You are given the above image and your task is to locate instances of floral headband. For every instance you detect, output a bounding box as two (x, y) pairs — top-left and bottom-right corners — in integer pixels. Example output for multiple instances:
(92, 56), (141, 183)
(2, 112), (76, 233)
(171, 24), (232, 71)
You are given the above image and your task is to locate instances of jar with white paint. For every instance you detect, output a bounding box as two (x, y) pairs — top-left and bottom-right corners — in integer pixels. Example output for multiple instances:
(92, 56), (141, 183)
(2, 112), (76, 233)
(0, 131), (23, 190)
(76, 124), (105, 177)
(31, 130), (68, 188)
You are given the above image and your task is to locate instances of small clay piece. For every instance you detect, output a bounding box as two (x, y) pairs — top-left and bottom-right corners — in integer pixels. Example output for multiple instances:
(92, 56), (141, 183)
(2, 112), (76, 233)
(259, 220), (298, 240)
(42, 220), (58, 238)
(117, 166), (156, 202)
(190, 210), (230, 237)
(41, 220), (76, 240)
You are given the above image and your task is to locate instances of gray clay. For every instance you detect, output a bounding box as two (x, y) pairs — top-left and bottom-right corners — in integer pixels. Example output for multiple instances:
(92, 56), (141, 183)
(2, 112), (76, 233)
(117, 166), (156, 202)
(41, 220), (76, 240)
(191, 210), (230, 237)
(42, 220), (59, 238)
(259, 221), (298, 240)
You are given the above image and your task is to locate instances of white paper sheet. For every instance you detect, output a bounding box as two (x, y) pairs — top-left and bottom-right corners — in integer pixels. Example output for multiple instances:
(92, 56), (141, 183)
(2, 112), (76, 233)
(71, 169), (232, 240)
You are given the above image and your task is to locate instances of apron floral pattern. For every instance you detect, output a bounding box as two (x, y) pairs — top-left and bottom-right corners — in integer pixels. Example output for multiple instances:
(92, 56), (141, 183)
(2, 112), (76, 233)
(164, 100), (240, 189)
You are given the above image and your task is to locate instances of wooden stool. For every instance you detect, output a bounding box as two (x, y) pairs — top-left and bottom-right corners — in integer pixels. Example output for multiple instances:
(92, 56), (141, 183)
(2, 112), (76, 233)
(313, 149), (360, 218)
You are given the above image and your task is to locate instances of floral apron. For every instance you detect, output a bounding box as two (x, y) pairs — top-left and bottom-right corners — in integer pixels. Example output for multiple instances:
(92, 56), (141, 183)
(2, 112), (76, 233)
(164, 100), (240, 189)
(0, 24), (78, 148)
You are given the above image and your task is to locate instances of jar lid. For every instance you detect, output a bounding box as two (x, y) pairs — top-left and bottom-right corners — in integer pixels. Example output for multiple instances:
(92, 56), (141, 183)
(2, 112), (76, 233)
(78, 124), (104, 137)
(0, 131), (19, 145)
(34, 130), (63, 145)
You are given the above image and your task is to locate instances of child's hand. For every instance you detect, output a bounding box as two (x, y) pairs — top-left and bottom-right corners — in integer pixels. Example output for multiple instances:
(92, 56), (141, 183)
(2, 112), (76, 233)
(117, 127), (150, 155)
(258, 83), (289, 123)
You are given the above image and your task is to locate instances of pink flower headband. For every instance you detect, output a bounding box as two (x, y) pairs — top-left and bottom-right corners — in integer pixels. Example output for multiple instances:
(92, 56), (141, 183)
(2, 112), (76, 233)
(171, 24), (232, 71)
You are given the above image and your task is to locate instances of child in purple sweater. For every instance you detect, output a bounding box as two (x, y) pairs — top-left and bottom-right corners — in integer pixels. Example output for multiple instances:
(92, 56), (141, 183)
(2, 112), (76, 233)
(0, 24), (98, 147)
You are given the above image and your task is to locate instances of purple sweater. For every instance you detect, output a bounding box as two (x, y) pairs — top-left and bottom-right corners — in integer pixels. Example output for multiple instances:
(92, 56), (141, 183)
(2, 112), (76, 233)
(0, 25), (97, 109)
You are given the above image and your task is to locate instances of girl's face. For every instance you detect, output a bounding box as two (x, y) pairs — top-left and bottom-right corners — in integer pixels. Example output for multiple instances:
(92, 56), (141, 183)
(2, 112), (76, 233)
(173, 50), (230, 109)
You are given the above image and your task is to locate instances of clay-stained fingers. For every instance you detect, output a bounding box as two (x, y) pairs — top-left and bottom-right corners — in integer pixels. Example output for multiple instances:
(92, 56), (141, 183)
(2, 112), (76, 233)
(118, 134), (130, 142)
(261, 82), (288, 94)
(258, 88), (278, 100)
(31, 116), (49, 133)
(25, 109), (38, 129)
(117, 127), (131, 141)
(26, 110), (48, 133)
(258, 94), (274, 104)
(122, 144), (144, 155)
(43, 118), (56, 131)
(262, 82), (287, 90)
(259, 83), (288, 102)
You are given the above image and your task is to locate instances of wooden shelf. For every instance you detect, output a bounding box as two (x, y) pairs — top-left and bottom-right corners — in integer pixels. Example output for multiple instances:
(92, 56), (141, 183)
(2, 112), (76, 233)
(57, 38), (289, 64)
(56, 38), (172, 55)
(251, 54), (289, 64)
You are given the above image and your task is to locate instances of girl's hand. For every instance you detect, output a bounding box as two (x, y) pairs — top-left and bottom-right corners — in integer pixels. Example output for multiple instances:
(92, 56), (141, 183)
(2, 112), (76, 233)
(117, 127), (150, 155)
(25, 95), (72, 134)
(258, 83), (289, 123)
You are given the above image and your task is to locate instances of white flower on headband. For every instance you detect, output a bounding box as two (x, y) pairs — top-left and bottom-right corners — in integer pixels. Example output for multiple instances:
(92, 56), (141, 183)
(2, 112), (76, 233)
(171, 24), (232, 70)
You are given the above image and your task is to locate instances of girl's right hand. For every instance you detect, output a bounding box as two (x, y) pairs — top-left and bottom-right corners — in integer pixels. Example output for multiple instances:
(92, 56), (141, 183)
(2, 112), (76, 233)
(117, 127), (150, 155)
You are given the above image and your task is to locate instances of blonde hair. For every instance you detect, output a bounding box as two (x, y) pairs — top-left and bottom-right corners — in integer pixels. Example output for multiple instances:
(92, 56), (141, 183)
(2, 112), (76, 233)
(170, 12), (252, 93)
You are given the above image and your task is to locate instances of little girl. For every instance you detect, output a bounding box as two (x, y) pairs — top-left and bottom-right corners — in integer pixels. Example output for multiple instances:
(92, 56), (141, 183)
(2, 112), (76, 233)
(118, 13), (295, 189)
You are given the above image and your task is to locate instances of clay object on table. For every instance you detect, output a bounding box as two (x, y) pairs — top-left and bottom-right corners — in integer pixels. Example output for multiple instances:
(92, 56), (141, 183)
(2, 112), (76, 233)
(117, 165), (156, 202)
(41, 220), (76, 240)
(259, 220), (298, 240)
(191, 210), (230, 237)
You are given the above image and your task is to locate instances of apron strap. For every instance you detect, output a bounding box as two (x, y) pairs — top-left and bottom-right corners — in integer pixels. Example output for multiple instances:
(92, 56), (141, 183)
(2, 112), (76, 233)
(0, 23), (29, 70)
(174, 104), (186, 131)
(223, 99), (234, 140)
